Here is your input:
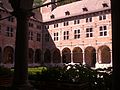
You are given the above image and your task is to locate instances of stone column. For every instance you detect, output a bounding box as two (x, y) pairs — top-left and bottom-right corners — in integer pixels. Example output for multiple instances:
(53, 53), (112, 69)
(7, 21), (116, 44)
(60, 51), (63, 63)
(111, 0), (120, 90)
(12, 10), (32, 90)
(71, 51), (73, 63)
(82, 50), (85, 65)
(110, 50), (112, 66)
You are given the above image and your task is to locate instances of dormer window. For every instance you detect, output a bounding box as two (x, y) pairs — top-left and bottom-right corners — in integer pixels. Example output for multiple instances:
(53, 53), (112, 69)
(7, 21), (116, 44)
(82, 7), (88, 12)
(50, 14), (55, 19)
(102, 3), (108, 8)
(65, 11), (70, 16)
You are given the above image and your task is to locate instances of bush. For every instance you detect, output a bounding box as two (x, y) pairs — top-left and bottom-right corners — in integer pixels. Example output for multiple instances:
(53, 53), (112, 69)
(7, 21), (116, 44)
(0, 66), (13, 76)
(28, 67), (47, 80)
(29, 64), (112, 90)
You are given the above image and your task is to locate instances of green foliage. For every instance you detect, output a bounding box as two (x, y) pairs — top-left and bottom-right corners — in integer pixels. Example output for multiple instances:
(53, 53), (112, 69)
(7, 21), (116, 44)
(28, 67), (47, 75)
(0, 66), (13, 76)
(29, 64), (112, 90)
(34, 0), (43, 5)
(28, 67), (47, 80)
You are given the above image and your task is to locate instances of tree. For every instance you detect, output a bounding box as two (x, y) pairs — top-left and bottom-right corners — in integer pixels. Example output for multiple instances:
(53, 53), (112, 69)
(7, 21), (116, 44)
(34, 0), (43, 5)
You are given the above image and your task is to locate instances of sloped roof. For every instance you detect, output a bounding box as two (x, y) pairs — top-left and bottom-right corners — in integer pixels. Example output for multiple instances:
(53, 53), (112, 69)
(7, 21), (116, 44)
(42, 0), (111, 22)
(0, 0), (13, 11)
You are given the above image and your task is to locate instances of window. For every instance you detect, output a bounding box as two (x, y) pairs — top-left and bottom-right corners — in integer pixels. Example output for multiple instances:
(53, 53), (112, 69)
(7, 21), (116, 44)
(29, 31), (33, 40)
(45, 25), (49, 29)
(37, 33), (41, 42)
(6, 27), (13, 37)
(86, 28), (93, 37)
(54, 23), (58, 28)
(64, 31), (69, 40)
(99, 26), (107, 36)
(74, 29), (80, 39)
(63, 21), (69, 26)
(50, 14), (55, 19)
(8, 17), (14, 22)
(65, 11), (70, 16)
(45, 33), (50, 42)
(82, 7), (88, 12)
(29, 23), (34, 28)
(86, 17), (92, 22)
(54, 32), (58, 41)
(99, 15), (106, 20)
(74, 19), (80, 24)
(102, 3), (108, 8)
(36, 25), (41, 29)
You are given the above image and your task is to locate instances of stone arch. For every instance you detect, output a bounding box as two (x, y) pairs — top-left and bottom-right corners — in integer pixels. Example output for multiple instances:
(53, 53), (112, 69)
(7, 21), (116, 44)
(29, 48), (34, 64)
(73, 47), (83, 63)
(3, 46), (14, 64)
(85, 46), (96, 67)
(53, 48), (61, 63)
(44, 49), (51, 63)
(98, 45), (111, 64)
(35, 49), (41, 63)
(62, 48), (71, 63)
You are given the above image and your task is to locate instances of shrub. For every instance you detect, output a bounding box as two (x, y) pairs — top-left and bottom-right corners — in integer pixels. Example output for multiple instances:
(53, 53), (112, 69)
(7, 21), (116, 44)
(28, 64), (112, 90)
(0, 66), (13, 76)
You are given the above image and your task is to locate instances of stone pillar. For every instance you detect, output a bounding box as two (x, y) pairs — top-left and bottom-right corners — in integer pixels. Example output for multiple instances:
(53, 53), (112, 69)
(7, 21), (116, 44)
(82, 50), (85, 65)
(60, 51), (63, 63)
(71, 51), (73, 63)
(110, 50), (112, 66)
(12, 10), (32, 90)
(9, 0), (34, 89)
(95, 52), (98, 63)
(111, 0), (120, 90)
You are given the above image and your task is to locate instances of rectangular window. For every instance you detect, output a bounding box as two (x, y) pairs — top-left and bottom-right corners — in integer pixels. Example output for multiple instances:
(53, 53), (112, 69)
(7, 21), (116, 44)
(99, 26), (107, 36)
(45, 33), (50, 42)
(36, 25), (41, 29)
(54, 32), (59, 41)
(74, 29), (80, 39)
(29, 23), (34, 28)
(86, 17), (92, 22)
(54, 23), (58, 28)
(29, 31), (33, 40)
(45, 25), (49, 29)
(86, 28), (93, 38)
(74, 19), (80, 24)
(37, 33), (41, 42)
(102, 3), (108, 8)
(63, 31), (69, 40)
(65, 11), (70, 16)
(6, 27), (13, 37)
(99, 15), (106, 20)
(8, 17), (14, 22)
(63, 21), (69, 26)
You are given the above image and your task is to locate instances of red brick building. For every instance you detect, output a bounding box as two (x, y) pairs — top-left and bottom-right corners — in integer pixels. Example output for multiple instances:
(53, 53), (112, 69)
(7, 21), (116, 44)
(0, 0), (112, 68)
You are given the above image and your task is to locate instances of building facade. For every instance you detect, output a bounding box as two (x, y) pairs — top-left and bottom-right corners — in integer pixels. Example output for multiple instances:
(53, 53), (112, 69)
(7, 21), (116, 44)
(0, 0), (112, 68)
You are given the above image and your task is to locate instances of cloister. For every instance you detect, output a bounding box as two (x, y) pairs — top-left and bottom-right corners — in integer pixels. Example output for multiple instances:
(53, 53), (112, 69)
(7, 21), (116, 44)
(0, 45), (112, 68)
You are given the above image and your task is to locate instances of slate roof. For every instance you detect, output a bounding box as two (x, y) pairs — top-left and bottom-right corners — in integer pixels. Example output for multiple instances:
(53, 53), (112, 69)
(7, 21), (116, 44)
(42, 0), (111, 22)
